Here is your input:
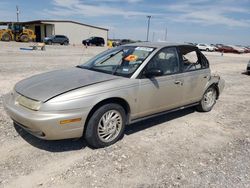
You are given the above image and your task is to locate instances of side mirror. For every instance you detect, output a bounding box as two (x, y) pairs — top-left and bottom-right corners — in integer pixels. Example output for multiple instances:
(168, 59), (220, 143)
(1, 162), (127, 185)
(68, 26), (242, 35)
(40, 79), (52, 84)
(144, 68), (163, 78)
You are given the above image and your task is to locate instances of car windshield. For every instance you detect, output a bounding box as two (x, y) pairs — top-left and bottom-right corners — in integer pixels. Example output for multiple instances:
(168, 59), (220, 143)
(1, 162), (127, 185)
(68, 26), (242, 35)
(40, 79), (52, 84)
(77, 46), (155, 77)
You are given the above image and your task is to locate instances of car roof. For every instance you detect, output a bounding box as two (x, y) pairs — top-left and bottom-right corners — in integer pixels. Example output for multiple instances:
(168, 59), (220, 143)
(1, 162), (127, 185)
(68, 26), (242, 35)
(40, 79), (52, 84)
(124, 42), (194, 48)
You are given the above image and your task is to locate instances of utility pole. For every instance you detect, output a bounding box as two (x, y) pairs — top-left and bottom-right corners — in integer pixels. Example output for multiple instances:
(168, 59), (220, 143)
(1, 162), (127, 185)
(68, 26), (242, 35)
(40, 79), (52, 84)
(164, 27), (167, 41)
(146, 15), (151, 42)
(16, 5), (19, 22)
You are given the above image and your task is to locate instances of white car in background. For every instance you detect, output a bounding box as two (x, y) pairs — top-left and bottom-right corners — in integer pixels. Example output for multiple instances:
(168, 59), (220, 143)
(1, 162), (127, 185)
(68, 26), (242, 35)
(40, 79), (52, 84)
(196, 43), (215, 52)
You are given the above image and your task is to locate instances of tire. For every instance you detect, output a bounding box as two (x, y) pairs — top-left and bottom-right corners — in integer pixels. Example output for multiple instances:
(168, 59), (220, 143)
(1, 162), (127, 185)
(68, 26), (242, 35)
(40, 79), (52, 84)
(1, 33), (11, 41)
(85, 103), (126, 148)
(20, 35), (29, 42)
(196, 86), (217, 112)
(63, 41), (69, 45)
(206, 48), (209, 52)
(48, 40), (52, 45)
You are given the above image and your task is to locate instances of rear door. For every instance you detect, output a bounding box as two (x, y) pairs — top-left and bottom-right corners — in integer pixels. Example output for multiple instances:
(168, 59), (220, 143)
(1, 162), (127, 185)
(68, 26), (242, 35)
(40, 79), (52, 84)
(177, 46), (210, 105)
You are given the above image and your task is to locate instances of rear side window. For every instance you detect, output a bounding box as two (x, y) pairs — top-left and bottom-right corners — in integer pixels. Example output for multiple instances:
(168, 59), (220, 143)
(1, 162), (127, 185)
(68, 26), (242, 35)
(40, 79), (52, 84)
(55, 35), (66, 38)
(179, 46), (205, 72)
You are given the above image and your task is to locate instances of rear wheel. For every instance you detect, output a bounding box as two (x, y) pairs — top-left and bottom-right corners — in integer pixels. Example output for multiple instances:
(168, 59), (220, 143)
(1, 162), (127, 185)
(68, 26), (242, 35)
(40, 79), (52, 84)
(20, 35), (29, 42)
(196, 86), (217, 112)
(85, 103), (126, 148)
(1, 33), (11, 41)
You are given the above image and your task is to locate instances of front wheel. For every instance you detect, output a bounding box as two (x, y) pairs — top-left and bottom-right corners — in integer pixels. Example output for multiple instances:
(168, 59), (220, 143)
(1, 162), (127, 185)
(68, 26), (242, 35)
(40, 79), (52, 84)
(85, 103), (126, 148)
(196, 86), (217, 112)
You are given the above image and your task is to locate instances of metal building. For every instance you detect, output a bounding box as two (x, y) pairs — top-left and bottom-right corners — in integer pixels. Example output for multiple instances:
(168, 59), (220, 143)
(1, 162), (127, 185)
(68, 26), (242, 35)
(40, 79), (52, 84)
(22, 20), (108, 45)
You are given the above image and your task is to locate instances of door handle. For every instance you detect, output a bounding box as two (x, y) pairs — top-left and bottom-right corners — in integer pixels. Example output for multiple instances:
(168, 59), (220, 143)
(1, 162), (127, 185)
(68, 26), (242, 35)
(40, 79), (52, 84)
(174, 80), (183, 85)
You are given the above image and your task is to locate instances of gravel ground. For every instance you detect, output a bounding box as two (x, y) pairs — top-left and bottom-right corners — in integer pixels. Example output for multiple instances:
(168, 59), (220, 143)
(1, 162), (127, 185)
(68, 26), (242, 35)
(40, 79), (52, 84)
(0, 42), (249, 188)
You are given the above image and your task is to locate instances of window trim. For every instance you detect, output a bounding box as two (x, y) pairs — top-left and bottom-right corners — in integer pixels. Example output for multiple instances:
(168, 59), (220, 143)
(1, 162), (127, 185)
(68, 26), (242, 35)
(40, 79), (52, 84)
(138, 46), (181, 79)
(177, 45), (209, 73)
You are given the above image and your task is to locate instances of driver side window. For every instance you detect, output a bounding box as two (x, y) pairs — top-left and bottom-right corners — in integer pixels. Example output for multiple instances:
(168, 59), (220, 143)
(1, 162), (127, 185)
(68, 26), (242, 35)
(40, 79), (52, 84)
(145, 47), (179, 76)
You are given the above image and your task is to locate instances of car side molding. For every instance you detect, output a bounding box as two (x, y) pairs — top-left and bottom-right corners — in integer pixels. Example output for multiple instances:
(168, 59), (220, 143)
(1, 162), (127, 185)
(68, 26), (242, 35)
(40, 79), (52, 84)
(130, 102), (199, 124)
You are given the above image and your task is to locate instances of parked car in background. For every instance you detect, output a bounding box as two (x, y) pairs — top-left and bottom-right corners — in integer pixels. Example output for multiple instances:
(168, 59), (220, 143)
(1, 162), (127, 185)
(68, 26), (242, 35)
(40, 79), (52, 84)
(196, 43), (215, 51)
(82, 37), (105, 46)
(215, 44), (239, 53)
(247, 60), (250, 74)
(184, 42), (196, 46)
(244, 47), (250, 53)
(210, 44), (218, 51)
(43, 35), (69, 45)
(228, 45), (245, 54)
(3, 42), (225, 148)
(118, 39), (136, 46)
(236, 45), (250, 53)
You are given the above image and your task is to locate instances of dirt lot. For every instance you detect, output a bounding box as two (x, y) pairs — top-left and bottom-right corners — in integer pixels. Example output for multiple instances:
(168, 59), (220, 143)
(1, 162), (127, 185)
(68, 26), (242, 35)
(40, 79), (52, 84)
(0, 42), (249, 188)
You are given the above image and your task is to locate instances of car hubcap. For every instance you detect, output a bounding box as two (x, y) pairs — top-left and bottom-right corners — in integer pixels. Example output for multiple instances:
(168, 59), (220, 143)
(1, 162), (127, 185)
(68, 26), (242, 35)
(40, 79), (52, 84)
(203, 88), (216, 108)
(97, 110), (122, 143)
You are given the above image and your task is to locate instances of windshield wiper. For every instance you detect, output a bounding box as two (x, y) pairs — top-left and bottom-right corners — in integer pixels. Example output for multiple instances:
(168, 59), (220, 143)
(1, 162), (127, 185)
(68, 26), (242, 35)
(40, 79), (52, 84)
(112, 59), (123, 75)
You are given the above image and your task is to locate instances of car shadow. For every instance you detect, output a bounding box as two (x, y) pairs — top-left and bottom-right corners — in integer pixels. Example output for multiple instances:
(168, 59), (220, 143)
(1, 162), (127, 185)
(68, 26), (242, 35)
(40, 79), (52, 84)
(241, 71), (249, 76)
(14, 124), (87, 152)
(125, 107), (195, 135)
(14, 107), (195, 152)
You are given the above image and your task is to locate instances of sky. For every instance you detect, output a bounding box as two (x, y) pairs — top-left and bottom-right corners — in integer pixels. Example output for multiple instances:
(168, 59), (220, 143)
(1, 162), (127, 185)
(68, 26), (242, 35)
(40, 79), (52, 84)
(0, 0), (250, 45)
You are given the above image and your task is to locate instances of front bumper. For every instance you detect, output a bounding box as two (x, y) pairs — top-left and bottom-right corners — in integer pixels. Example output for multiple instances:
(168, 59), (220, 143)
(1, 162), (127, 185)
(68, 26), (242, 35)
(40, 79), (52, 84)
(218, 77), (225, 95)
(3, 93), (89, 140)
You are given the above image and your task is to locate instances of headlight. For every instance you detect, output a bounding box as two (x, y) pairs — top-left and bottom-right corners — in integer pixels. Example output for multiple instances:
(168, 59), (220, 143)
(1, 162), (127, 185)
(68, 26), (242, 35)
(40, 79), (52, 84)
(15, 94), (41, 111)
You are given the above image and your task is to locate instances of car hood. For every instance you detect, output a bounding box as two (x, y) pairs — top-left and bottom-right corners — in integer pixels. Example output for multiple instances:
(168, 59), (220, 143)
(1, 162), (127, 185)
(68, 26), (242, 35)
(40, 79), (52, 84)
(15, 68), (120, 102)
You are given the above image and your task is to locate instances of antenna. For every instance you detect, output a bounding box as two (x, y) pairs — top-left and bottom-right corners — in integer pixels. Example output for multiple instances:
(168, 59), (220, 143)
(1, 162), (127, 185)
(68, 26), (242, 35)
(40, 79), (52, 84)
(16, 5), (19, 22)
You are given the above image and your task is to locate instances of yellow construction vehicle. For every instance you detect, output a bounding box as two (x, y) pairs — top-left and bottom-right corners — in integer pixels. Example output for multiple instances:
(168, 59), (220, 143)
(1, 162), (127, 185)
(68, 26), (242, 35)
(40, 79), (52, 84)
(0, 22), (36, 42)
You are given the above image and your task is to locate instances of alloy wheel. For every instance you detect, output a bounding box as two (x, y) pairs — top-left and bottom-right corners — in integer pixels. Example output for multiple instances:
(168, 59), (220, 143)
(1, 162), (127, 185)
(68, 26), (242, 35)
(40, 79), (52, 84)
(203, 88), (216, 109)
(97, 110), (122, 143)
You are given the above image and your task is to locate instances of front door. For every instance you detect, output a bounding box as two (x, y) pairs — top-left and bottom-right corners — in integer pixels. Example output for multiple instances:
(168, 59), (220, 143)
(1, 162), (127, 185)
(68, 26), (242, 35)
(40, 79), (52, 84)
(136, 47), (184, 118)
